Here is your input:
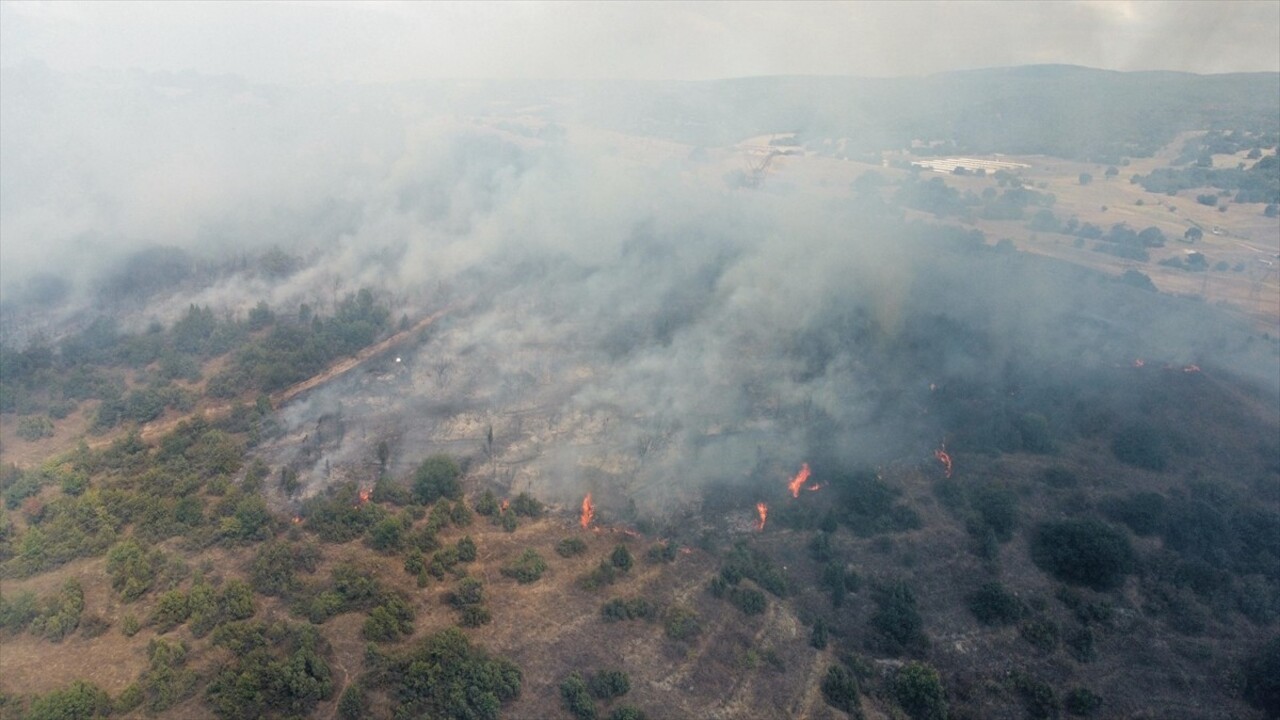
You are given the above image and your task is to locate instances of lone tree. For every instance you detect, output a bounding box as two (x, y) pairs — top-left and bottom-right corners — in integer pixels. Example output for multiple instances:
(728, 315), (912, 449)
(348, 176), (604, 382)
(1079, 172), (1093, 186)
(412, 455), (462, 504)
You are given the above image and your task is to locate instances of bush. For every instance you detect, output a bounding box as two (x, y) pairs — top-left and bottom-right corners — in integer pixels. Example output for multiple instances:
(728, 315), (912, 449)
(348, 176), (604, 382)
(106, 539), (165, 601)
(645, 541), (678, 563)
(967, 582), (1024, 625)
(337, 683), (368, 720)
(1100, 491), (1167, 536)
(870, 581), (927, 656)
(727, 586), (767, 616)
(206, 621), (333, 719)
(663, 605), (701, 642)
(588, 669), (631, 700)
(378, 627), (520, 718)
(411, 455), (462, 504)
(608, 707), (648, 720)
(810, 618), (830, 649)
(1020, 617), (1060, 653)
(502, 549), (548, 584)
(1064, 687), (1103, 716)
(561, 672), (598, 720)
(892, 662), (947, 720)
(601, 597), (656, 623)
(610, 544), (634, 571)
(968, 484), (1018, 542)
(820, 664), (861, 715)
(17, 415), (55, 441)
(1242, 635), (1280, 718)
(474, 489), (500, 516)
(557, 537), (588, 557)
(27, 680), (111, 720)
(1111, 422), (1169, 470)
(1030, 519), (1135, 590)
(511, 492), (544, 517)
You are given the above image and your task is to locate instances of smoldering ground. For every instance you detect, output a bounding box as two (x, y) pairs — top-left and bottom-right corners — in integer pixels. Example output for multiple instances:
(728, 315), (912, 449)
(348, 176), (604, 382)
(2, 68), (1277, 520)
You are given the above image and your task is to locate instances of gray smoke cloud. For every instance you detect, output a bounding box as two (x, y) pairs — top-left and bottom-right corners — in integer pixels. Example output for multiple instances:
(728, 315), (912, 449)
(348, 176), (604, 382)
(1, 65), (1276, 519)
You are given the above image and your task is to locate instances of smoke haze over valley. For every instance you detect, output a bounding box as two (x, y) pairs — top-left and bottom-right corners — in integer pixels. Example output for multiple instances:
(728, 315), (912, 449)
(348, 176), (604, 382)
(1, 4), (1278, 720)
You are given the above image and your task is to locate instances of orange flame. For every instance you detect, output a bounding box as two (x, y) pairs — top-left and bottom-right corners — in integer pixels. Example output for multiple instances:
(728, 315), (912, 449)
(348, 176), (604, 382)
(788, 463), (812, 498)
(500, 498), (510, 513)
(807, 484), (822, 492)
(1183, 364), (1201, 373)
(359, 488), (371, 504)
(756, 502), (768, 531)
(291, 516), (302, 524)
(934, 443), (953, 478)
(581, 493), (594, 529)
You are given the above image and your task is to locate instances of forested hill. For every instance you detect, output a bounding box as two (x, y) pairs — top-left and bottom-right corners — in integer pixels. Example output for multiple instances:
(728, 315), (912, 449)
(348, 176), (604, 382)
(570, 65), (1280, 159)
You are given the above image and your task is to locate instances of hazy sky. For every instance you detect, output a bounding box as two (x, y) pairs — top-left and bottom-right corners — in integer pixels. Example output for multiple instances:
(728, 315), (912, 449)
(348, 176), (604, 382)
(2, 0), (1277, 83)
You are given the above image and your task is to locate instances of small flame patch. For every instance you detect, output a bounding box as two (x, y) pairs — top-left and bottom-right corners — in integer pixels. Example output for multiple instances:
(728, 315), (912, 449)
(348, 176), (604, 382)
(788, 463), (812, 498)
(581, 493), (595, 530)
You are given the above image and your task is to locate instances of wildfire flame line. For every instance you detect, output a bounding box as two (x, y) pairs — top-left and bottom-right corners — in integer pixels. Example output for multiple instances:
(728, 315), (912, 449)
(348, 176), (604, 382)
(934, 443), (953, 478)
(788, 462), (812, 498)
(581, 493), (595, 530)
(756, 502), (768, 531)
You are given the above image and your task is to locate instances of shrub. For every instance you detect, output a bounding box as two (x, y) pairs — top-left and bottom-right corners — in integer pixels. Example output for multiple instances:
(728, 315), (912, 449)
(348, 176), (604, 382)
(27, 681), (111, 720)
(610, 544), (634, 571)
(579, 560), (620, 590)
(380, 627), (520, 719)
(511, 492), (544, 517)
(820, 664), (861, 715)
(601, 597), (656, 623)
(337, 683), (368, 720)
(557, 537), (588, 557)
(870, 581), (927, 656)
(502, 549), (548, 584)
(609, 707), (648, 720)
(456, 535), (477, 562)
(1242, 635), (1280, 718)
(1111, 422), (1169, 470)
(810, 618), (829, 649)
(474, 489), (500, 516)
(561, 672), (597, 720)
(728, 586), (767, 616)
(411, 455), (462, 504)
(1100, 491), (1167, 536)
(1013, 674), (1059, 720)
(1020, 617), (1060, 653)
(206, 621), (332, 719)
(588, 669), (630, 700)
(645, 541), (677, 563)
(106, 538), (165, 601)
(968, 484), (1018, 542)
(150, 589), (191, 633)
(1030, 519), (1135, 590)
(892, 662), (947, 720)
(663, 605), (701, 642)
(966, 582), (1025, 625)
(1064, 687), (1103, 716)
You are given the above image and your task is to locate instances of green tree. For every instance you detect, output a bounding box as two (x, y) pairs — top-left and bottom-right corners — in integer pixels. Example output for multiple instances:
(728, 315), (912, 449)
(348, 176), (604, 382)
(610, 544), (634, 571)
(1030, 519), (1135, 590)
(588, 669), (631, 700)
(412, 455), (462, 504)
(27, 680), (111, 720)
(1243, 635), (1280, 718)
(561, 672), (598, 720)
(892, 662), (947, 720)
(820, 664), (861, 715)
